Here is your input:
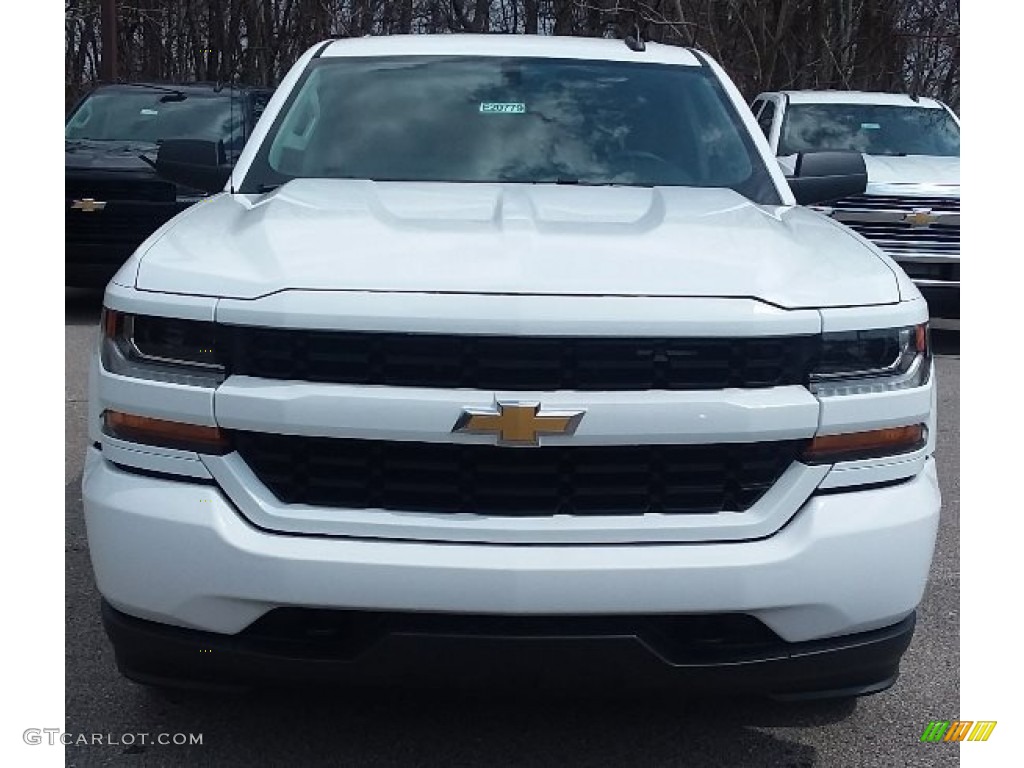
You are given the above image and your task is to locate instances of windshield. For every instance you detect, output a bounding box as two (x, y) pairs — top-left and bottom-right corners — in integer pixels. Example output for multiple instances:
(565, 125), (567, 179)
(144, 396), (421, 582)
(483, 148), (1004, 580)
(242, 56), (780, 203)
(778, 103), (959, 157)
(65, 89), (244, 149)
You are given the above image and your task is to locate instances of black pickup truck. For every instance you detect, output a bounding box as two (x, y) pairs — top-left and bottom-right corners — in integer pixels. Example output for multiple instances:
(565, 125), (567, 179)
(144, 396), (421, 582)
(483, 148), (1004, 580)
(65, 82), (273, 287)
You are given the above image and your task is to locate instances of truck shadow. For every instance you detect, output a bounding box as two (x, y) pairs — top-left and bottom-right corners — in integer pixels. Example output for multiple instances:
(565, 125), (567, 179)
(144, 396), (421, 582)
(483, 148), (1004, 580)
(135, 685), (838, 767)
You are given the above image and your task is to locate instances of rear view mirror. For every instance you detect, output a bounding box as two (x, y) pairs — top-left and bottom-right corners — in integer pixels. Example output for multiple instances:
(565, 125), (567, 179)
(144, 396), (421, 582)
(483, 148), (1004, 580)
(786, 151), (867, 205)
(155, 139), (231, 194)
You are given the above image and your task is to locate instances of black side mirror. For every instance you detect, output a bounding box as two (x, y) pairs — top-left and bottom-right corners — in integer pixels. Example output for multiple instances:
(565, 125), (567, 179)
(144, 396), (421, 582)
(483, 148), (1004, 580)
(786, 151), (867, 205)
(155, 139), (231, 194)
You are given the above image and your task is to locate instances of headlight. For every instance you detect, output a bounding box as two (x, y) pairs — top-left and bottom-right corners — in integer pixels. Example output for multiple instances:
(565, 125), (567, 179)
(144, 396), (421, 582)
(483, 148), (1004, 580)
(100, 309), (225, 386)
(810, 324), (930, 396)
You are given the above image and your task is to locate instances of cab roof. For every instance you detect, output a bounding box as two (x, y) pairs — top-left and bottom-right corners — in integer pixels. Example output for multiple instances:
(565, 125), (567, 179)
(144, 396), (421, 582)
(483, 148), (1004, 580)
(779, 90), (945, 109)
(320, 34), (703, 66)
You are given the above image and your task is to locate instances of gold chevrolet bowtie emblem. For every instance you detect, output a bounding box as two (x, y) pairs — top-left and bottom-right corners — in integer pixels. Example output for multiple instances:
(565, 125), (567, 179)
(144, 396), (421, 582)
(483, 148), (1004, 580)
(453, 402), (585, 446)
(71, 198), (107, 212)
(903, 209), (936, 228)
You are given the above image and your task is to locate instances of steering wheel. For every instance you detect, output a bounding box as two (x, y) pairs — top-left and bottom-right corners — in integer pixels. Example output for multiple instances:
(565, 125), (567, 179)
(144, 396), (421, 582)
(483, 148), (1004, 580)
(615, 150), (694, 184)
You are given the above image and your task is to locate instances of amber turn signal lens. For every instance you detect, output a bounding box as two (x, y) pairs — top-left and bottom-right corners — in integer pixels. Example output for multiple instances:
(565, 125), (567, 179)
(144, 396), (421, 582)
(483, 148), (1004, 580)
(101, 308), (122, 339)
(915, 323), (928, 355)
(103, 410), (231, 454)
(802, 424), (926, 464)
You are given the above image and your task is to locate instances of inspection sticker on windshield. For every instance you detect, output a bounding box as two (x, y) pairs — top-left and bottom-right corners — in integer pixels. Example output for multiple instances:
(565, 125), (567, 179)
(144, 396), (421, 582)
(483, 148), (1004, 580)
(480, 102), (526, 114)
(860, 122), (881, 129)
(140, 109), (159, 115)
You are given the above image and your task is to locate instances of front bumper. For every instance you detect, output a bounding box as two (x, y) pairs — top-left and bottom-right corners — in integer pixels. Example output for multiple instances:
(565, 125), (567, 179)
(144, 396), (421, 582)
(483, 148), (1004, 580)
(83, 447), (940, 644)
(102, 599), (917, 699)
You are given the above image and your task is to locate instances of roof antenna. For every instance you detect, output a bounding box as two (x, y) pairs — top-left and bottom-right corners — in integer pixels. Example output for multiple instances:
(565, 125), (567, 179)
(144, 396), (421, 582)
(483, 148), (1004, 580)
(624, 0), (646, 52)
(625, 22), (646, 52)
(625, 32), (646, 52)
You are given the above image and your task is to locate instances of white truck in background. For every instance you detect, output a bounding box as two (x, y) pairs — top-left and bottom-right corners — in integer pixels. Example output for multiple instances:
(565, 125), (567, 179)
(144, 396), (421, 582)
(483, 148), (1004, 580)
(751, 91), (960, 329)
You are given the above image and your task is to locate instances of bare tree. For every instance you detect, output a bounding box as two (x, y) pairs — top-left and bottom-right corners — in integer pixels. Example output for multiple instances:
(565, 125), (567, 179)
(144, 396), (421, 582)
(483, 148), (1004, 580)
(65, 0), (959, 112)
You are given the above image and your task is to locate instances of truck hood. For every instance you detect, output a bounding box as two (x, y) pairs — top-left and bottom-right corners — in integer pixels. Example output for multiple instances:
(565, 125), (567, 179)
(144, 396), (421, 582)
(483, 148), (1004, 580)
(863, 154), (960, 188)
(135, 180), (899, 307)
(65, 139), (159, 172)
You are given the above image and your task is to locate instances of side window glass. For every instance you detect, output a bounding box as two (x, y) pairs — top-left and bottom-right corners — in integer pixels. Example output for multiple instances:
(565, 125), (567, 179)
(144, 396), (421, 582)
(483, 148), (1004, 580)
(750, 99), (764, 120)
(252, 92), (272, 124)
(757, 101), (775, 140)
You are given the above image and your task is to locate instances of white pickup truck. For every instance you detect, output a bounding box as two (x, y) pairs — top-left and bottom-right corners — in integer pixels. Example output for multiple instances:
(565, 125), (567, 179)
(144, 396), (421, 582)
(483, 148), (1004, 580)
(751, 90), (960, 329)
(84, 35), (939, 699)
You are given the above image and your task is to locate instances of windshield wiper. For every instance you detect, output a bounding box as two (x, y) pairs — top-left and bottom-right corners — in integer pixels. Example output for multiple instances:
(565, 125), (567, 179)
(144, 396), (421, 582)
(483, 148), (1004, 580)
(118, 83), (188, 100)
(554, 177), (654, 188)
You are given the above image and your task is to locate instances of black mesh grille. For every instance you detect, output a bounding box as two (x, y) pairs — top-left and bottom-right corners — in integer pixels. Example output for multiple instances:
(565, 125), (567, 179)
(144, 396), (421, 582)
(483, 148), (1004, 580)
(232, 433), (805, 516)
(240, 609), (783, 664)
(223, 328), (819, 391)
(66, 175), (176, 203)
(65, 205), (180, 245)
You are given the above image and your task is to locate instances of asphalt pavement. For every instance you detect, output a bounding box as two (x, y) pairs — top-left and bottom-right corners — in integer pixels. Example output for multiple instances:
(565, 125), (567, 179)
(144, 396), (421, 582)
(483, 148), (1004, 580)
(65, 288), (960, 767)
